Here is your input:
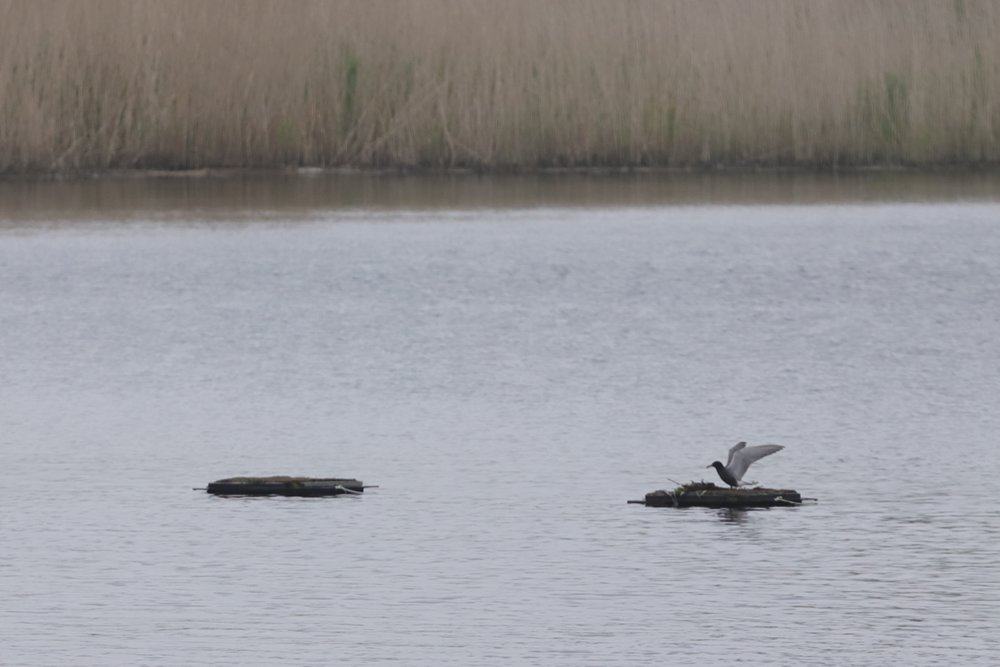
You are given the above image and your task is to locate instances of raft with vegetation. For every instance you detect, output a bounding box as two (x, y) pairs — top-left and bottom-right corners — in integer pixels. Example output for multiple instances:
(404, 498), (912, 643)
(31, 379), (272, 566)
(206, 476), (366, 497)
(629, 482), (810, 508)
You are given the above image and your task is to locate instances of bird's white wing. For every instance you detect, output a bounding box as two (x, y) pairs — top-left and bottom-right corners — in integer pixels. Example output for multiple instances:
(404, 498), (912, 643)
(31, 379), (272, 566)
(729, 444), (783, 481)
(725, 442), (746, 468)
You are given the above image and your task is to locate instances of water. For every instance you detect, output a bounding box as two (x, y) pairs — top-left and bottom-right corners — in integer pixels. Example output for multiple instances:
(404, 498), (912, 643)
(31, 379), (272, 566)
(2, 174), (999, 664)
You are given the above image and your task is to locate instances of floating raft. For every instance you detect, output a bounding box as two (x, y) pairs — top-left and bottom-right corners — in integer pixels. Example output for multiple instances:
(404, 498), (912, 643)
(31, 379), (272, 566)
(206, 476), (365, 497)
(629, 482), (807, 508)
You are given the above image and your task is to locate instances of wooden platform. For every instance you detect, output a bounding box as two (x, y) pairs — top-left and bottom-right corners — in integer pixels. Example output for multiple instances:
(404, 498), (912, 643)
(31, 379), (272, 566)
(206, 476), (365, 497)
(629, 482), (807, 508)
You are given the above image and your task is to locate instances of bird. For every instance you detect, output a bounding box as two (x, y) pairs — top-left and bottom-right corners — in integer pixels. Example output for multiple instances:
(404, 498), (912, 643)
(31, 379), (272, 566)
(707, 441), (784, 489)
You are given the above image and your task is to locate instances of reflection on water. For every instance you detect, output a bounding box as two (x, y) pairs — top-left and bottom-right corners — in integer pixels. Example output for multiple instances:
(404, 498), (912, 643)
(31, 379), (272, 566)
(2, 170), (1000, 223)
(1, 177), (999, 663)
(714, 508), (755, 523)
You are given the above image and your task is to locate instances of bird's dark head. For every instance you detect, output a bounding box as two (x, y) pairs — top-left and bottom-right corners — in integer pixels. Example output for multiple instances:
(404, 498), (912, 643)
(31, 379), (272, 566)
(707, 461), (724, 470)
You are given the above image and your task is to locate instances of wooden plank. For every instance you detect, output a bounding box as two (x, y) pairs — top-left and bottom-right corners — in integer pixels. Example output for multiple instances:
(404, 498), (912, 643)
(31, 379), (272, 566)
(206, 476), (364, 497)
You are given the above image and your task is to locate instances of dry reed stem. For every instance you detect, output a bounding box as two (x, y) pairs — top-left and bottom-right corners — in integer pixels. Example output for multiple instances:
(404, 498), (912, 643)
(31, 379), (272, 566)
(1, 0), (998, 173)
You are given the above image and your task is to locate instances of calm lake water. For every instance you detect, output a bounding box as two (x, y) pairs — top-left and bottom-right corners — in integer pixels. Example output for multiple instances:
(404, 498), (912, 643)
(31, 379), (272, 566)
(2, 173), (999, 664)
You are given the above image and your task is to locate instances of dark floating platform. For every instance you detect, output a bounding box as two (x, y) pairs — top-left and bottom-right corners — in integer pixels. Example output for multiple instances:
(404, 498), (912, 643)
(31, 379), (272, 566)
(206, 476), (366, 497)
(629, 482), (811, 508)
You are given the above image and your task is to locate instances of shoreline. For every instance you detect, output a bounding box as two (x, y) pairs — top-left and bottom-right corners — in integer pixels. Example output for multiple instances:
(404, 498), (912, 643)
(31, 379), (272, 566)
(5, 162), (1000, 183)
(4, 165), (999, 223)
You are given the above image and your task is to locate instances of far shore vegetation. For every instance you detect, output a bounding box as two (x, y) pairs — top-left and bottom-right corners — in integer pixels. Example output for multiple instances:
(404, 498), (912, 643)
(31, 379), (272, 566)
(2, 0), (999, 175)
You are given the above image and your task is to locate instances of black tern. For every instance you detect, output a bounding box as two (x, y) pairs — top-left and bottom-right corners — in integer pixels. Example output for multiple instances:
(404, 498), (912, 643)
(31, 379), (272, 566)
(707, 441), (784, 488)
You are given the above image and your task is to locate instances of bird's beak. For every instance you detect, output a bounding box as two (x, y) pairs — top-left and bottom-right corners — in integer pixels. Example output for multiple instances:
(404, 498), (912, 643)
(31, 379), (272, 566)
(705, 464), (712, 468)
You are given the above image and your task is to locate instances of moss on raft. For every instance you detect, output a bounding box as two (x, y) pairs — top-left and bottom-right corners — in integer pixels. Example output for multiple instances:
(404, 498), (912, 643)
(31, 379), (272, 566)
(212, 476), (355, 484)
(672, 481), (792, 495)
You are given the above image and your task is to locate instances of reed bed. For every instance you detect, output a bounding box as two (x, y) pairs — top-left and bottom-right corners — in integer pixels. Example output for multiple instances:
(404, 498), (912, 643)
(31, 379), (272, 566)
(1, 0), (999, 173)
